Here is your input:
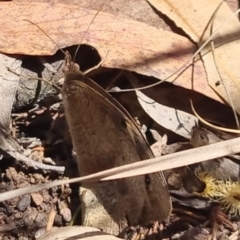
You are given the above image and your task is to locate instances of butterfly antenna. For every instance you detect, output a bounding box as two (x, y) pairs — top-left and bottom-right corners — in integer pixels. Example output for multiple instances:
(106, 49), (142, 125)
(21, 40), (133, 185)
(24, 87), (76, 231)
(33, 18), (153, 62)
(23, 19), (67, 57)
(73, 0), (108, 62)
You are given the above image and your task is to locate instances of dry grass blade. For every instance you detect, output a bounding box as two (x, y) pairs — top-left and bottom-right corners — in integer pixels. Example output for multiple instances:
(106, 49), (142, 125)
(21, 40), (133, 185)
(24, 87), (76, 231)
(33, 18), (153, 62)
(191, 100), (240, 133)
(209, 6), (240, 128)
(1, 136), (240, 202)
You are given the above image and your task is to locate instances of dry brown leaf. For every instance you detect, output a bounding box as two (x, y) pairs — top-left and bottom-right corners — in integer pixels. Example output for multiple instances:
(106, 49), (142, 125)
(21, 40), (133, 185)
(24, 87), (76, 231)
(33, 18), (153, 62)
(0, 2), (219, 101)
(148, 0), (240, 113)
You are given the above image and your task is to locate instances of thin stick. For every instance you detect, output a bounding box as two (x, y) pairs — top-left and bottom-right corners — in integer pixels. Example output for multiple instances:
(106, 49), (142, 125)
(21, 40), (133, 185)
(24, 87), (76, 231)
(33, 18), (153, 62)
(7, 67), (61, 92)
(14, 150), (65, 173)
(209, 2), (240, 129)
(198, 0), (226, 44)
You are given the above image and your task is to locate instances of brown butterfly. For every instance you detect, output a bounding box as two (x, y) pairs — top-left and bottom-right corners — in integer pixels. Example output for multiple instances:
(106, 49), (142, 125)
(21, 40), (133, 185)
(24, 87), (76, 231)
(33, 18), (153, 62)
(62, 51), (171, 235)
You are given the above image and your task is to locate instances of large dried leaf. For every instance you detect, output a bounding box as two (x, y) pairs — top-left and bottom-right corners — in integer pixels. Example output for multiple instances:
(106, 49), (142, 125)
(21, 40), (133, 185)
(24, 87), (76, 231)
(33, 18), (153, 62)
(0, 2), (219, 102)
(148, 0), (240, 113)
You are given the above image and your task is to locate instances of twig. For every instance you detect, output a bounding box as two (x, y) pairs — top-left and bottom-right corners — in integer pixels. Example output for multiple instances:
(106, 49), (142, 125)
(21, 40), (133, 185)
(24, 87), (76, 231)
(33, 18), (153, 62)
(0, 124), (65, 173)
(7, 67), (61, 92)
(13, 151), (65, 173)
(46, 209), (56, 232)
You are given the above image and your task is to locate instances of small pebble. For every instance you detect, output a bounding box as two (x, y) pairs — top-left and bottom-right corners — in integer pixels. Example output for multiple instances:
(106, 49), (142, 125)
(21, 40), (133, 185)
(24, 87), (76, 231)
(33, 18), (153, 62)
(42, 193), (52, 203)
(23, 214), (33, 227)
(29, 177), (36, 184)
(54, 214), (63, 226)
(167, 173), (182, 189)
(6, 181), (15, 191)
(35, 228), (46, 239)
(15, 212), (23, 219)
(31, 193), (43, 206)
(29, 208), (38, 221)
(3, 237), (15, 240)
(17, 195), (31, 212)
(60, 207), (72, 222)
(18, 237), (28, 240)
(35, 213), (47, 228)
(40, 202), (51, 212)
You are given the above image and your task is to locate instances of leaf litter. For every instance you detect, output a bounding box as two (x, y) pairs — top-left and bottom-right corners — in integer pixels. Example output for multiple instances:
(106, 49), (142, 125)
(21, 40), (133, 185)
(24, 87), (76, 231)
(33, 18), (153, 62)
(1, 0), (240, 239)
(0, 1), (219, 102)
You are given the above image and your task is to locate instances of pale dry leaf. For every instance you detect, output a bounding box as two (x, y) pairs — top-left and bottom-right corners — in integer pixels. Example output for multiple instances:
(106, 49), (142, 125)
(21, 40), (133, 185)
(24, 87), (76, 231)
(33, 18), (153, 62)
(0, 54), (21, 128)
(151, 141), (165, 157)
(147, 0), (238, 43)
(228, 229), (240, 240)
(38, 226), (122, 240)
(136, 90), (198, 139)
(0, 2), (218, 101)
(0, 54), (21, 159)
(1, 136), (240, 202)
(149, 130), (167, 156)
(148, 0), (240, 113)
